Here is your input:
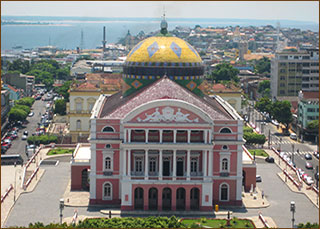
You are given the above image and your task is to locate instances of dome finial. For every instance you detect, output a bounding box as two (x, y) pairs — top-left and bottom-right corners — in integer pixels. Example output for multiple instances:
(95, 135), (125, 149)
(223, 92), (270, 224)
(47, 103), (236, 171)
(160, 9), (168, 35)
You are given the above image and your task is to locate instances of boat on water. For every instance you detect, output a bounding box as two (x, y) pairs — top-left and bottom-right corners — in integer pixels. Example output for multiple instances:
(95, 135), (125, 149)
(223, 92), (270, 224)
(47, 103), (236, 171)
(12, 45), (23, 49)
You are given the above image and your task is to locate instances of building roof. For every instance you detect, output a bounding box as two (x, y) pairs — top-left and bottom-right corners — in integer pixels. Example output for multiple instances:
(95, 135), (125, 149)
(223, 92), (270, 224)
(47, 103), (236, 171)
(125, 36), (202, 63)
(99, 77), (233, 120)
(4, 84), (19, 92)
(301, 91), (319, 100)
(71, 82), (100, 92)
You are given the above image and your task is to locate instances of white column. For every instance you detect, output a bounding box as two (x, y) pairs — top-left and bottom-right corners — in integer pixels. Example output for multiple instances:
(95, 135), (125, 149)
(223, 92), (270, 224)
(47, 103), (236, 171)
(145, 129), (149, 143)
(204, 130), (208, 144)
(160, 130), (163, 143)
(123, 149), (126, 177)
(203, 150), (207, 177)
(187, 150), (191, 180)
(187, 130), (191, 143)
(173, 150), (177, 180)
(208, 150), (213, 177)
(208, 130), (212, 143)
(128, 129), (131, 143)
(128, 149), (131, 177)
(124, 129), (127, 142)
(159, 150), (163, 180)
(145, 150), (148, 180)
(173, 130), (177, 143)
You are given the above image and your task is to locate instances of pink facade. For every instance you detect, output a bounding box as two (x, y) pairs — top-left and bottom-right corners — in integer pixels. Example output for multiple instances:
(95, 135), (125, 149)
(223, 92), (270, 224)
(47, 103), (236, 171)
(81, 77), (248, 211)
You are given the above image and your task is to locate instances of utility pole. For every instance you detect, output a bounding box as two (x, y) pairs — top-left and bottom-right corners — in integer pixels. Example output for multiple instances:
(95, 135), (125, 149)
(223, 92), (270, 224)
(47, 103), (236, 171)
(268, 129), (271, 148)
(291, 144), (295, 164)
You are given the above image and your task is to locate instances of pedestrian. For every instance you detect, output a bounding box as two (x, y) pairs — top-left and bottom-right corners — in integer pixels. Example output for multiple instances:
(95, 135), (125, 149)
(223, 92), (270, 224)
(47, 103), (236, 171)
(262, 190), (264, 199)
(297, 149), (299, 154)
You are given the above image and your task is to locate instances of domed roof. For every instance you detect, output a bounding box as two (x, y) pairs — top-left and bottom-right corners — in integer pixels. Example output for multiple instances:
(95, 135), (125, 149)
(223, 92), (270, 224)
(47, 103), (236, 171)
(125, 36), (202, 64)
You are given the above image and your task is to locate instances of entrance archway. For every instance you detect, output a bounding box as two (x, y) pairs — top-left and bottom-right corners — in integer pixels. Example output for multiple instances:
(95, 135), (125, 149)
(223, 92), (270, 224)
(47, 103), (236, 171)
(162, 188), (172, 210)
(81, 169), (89, 191)
(190, 188), (200, 210)
(134, 187), (144, 210)
(176, 188), (186, 210)
(148, 188), (158, 210)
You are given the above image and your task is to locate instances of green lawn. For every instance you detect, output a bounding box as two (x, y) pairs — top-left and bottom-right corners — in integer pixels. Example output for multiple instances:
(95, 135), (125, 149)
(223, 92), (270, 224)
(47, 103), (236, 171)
(248, 149), (268, 157)
(47, 148), (74, 155)
(182, 218), (255, 228)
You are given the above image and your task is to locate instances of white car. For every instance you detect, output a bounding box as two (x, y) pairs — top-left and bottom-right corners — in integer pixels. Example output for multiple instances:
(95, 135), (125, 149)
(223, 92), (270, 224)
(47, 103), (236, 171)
(21, 135), (28, 140)
(304, 176), (314, 185)
(272, 120), (279, 126)
(290, 133), (297, 140)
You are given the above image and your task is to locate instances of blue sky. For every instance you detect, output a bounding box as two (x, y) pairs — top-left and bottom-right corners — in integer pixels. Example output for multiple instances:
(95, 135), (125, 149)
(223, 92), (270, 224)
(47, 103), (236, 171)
(1, 1), (319, 23)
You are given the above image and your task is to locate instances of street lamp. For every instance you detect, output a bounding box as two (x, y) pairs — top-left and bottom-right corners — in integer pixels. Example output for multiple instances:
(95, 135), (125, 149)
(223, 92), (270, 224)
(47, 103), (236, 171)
(59, 198), (64, 224)
(290, 201), (295, 228)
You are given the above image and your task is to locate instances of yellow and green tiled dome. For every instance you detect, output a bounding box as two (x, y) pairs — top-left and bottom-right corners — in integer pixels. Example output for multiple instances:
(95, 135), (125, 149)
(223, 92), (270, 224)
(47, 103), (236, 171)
(122, 18), (205, 97)
(126, 36), (202, 63)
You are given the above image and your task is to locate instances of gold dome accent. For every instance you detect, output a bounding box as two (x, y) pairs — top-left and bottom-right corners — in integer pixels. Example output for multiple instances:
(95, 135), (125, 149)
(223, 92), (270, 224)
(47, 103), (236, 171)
(126, 36), (202, 63)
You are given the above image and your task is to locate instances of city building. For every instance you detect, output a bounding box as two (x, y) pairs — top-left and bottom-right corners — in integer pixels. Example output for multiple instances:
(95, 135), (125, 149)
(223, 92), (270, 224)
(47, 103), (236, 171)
(297, 91), (319, 141)
(71, 20), (256, 211)
(2, 84), (22, 101)
(67, 82), (101, 143)
(271, 48), (319, 101)
(1, 72), (35, 97)
(1, 89), (11, 134)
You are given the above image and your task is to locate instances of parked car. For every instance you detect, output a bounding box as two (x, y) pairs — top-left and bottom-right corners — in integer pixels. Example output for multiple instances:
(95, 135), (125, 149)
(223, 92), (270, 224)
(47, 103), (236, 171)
(265, 156), (275, 163)
(305, 162), (313, 169)
(21, 135), (28, 140)
(313, 151), (319, 159)
(28, 112), (34, 117)
(1, 146), (8, 154)
(272, 120), (279, 126)
(23, 130), (28, 136)
(290, 133), (297, 140)
(304, 176), (314, 186)
(256, 175), (262, 182)
(305, 153), (312, 160)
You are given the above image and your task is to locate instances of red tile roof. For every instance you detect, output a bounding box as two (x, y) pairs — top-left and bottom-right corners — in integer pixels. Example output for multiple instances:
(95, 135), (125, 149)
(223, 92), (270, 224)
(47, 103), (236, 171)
(302, 91), (319, 100)
(99, 77), (233, 120)
(5, 84), (18, 92)
(75, 82), (99, 91)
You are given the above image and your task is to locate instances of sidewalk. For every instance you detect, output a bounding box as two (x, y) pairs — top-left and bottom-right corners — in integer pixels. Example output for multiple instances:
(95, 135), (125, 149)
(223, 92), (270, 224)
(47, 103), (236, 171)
(1, 147), (50, 227)
(265, 149), (319, 208)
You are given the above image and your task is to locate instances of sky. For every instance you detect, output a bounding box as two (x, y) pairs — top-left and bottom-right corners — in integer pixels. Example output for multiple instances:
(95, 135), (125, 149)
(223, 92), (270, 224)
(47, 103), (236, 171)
(1, 1), (319, 23)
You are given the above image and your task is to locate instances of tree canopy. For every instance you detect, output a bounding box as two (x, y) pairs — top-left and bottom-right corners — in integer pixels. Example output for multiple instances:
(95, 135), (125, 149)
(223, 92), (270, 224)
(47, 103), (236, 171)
(210, 63), (239, 83)
(271, 100), (293, 129)
(258, 80), (271, 98)
(255, 97), (272, 114)
(307, 120), (319, 131)
(54, 99), (67, 116)
(54, 81), (72, 101)
(254, 57), (270, 76)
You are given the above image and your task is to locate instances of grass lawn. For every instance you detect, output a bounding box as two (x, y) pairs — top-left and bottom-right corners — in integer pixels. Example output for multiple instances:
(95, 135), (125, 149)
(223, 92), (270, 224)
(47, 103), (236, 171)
(47, 148), (74, 155)
(248, 149), (268, 157)
(182, 218), (255, 228)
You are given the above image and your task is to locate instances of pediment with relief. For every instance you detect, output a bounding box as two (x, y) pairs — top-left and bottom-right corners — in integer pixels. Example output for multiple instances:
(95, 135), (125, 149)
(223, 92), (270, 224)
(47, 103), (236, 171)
(132, 106), (204, 123)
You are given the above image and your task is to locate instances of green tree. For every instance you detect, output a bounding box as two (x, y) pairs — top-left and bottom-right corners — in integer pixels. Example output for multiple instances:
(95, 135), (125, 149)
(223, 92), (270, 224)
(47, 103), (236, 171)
(307, 120), (319, 130)
(297, 222), (319, 228)
(7, 59), (30, 74)
(254, 57), (270, 75)
(255, 97), (272, 114)
(8, 108), (28, 122)
(13, 105), (31, 114)
(258, 80), (271, 98)
(15, 97), (35, 107)
(54, 99), (67, 115)
(272, 100), (293, 130)
(54, 81), (72, 101)
(211, 63), (239, 82)
(244, 132), (266, 145)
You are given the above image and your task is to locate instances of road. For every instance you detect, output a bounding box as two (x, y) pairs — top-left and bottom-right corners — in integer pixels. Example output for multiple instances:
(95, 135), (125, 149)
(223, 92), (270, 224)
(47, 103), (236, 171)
(5, 99), (47, 162)
(248, 105), (319, 181)
(233, 159), (319, 227)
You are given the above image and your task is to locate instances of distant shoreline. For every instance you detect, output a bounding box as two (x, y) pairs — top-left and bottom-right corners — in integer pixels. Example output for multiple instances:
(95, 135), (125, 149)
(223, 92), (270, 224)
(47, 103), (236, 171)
(2, 23), (72, 27)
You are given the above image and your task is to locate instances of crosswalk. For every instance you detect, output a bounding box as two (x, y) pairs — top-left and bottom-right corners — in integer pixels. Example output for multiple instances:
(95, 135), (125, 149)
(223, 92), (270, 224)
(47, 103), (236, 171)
(269, 140), (295, 145)
(281, 151), (314, 156)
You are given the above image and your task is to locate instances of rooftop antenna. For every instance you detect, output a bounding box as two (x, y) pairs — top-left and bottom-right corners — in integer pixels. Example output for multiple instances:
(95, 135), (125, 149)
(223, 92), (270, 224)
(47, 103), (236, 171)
(102, 26), (107, 59)
(80, 29), (84, 50)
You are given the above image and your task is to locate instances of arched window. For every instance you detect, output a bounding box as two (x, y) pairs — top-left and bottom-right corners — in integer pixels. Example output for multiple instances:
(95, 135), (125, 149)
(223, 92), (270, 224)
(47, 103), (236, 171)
(102, 126), (115, 132)
(76, 120), (81, 130)
(105, 157), (112, 170)
(222, 158), (228, 171)
(220, 184), (228, 201)
(105, 144), (111, 149)
(222, 145), (228, 150)
(220, 128), (232, 133)
(103, 182), (112, 200)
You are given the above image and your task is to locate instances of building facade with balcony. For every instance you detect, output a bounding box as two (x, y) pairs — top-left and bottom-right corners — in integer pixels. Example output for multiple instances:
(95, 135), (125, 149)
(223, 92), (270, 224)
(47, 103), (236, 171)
(271, 48), (319, 101)
(70, 20), (254, 211)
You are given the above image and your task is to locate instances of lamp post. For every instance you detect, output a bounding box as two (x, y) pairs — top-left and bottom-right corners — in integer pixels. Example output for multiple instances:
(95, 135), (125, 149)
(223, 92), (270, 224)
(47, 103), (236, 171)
(13, 162), (22, 202)
(291, 144), (295, 165)
(59, 198), (64, 224)
(290, 201), (295, 228)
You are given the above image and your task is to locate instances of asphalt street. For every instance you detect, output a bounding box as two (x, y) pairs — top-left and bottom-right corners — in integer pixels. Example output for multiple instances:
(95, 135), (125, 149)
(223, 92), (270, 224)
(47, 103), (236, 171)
(233, 159), (319, 227)
(5, 99), (47, 162)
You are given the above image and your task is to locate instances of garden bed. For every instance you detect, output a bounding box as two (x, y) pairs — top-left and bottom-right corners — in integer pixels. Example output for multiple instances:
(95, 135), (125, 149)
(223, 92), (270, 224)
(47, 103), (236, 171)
(47, 148), (74, 155)
(248, 149), (268, 157)
(182, 218), (255, 228)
